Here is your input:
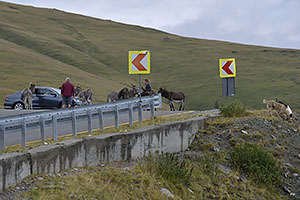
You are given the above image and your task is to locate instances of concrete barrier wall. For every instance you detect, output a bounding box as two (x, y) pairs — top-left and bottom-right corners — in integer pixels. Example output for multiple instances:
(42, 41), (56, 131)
(0, 116), (208, 192)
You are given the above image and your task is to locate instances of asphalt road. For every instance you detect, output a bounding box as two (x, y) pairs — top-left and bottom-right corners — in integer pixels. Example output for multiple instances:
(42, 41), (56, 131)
(1, 109), (197, 147)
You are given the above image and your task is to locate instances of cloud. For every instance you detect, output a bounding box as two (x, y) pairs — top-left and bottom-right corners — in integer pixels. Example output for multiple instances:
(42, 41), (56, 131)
(6, 0), (300, 49)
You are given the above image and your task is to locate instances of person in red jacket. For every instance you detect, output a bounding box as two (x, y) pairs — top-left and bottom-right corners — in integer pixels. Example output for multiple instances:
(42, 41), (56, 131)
(61, 77), (75, 109)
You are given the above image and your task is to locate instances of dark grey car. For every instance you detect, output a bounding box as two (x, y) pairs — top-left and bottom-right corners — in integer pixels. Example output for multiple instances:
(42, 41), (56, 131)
(4, 87), (78, 110)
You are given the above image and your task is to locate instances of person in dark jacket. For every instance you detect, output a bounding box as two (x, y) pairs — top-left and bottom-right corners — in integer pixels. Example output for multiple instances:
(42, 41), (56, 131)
(144, 79), (151, 91)
(61, 77), (75, 108)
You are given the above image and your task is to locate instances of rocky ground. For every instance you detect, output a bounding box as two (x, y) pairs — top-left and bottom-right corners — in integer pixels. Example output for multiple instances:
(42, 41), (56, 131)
(190, 112), (300, 199)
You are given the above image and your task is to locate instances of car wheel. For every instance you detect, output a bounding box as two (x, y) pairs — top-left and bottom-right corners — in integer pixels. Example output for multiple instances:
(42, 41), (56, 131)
(14, 102), (24, 110)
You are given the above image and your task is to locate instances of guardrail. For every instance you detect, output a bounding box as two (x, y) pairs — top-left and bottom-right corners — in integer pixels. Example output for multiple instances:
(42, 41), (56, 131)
(0, 94), (162, 150)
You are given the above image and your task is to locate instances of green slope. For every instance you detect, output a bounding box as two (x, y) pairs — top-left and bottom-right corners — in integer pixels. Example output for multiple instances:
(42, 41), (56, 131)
(0, 1), (300, 110)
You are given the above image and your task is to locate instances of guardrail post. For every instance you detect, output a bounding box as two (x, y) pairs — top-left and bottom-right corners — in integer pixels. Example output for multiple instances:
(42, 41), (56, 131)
(158, 93), (162, 108)
(72, 111), (77, 136)
(87, 109), (92, 134)
(114, 105), (119, 129)
(40, 115), (45, 142)
(21, 118), (27, 147)
(138, 101), (143, 123)
(150, 99), (155, 119)
(98, 108), (104, 132)
(128, 103), (133, 127)
(0, 124), (5, 150)
(52, 115), (58, 141)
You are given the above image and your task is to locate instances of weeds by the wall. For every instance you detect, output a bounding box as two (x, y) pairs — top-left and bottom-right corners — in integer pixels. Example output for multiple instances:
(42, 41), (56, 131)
(144, 153), (193, 186)
(231, 143), (282, 187)
(220, 101), (248, 117)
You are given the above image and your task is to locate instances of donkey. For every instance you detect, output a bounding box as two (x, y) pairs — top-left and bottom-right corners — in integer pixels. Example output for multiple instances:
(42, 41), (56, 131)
(141, 90), (156, 97)
(21, 82), (36, 110)
(118, 85), (139, 100)
(75, 85), (93, 106)
(107, 91), (119, 102)
(158, 87), (185, 111)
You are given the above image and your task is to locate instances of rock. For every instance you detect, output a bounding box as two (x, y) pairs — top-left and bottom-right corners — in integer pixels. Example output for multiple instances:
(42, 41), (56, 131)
(43, 142), (48, 145)
(293, 128), (298, 132)
(68, 192), (75, 198)
(290, 193), (296, 197)
(124, 167), (130, 171)
(219, 164), (231, 175)
(160, 188), (174, 198)
(64, 172), (69, 176)
(61, 186), (67, 191)
(188, 188), (194, 193)
(276, 143), (281, 148)
(60, 182), (65, 185)
(283, 186), (291, 194)
(43, 185), (55, 189)
(15, 186), (20, 190)
(212, 146), (220, 152)
(37, 177), (44, 181)
(47, 182), (53, 185)
(240, 176), (248, 183)
(100, 164), (105, 167)
(292, 173), (299, 177)
(241, 130), (248, 134)
(270, 134), (276, 139)
(284, 172), (289, 178)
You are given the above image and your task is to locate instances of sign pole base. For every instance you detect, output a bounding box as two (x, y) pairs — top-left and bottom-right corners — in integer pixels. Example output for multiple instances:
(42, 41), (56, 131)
(138, 74), (142, 123)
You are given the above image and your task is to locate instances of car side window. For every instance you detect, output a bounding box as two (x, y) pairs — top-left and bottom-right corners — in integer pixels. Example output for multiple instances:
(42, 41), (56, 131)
(36, 89), (47, 95)
(44, 89), (53, 95)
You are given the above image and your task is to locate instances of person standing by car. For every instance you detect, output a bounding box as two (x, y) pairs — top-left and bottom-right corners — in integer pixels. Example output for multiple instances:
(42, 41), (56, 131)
(61, 77), (75, 109)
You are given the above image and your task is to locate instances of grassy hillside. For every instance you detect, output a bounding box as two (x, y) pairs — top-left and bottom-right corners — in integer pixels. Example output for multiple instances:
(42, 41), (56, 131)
(0, 1), (300, 110)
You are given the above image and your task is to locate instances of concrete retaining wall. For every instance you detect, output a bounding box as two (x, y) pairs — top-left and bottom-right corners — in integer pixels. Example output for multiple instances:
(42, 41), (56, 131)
(0, 116), (208, 192)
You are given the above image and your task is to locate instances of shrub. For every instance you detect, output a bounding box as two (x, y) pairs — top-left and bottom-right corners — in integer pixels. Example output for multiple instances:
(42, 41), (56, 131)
(220, 101), (247, 117)
(231, 143), (282, 187)
(145, 153), (193, 186)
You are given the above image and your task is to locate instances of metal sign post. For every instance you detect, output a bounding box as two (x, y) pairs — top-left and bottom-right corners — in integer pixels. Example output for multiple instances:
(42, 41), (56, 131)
(139, 74), (142, 101)
(129, 50), (151, 122)
(222, 77), (235, 104)
(219, 58), (236, 104)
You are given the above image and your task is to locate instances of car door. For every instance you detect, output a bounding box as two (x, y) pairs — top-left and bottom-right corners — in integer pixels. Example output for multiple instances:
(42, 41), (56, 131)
(32, 88), (42, 108)
(37, 88), (60, 108)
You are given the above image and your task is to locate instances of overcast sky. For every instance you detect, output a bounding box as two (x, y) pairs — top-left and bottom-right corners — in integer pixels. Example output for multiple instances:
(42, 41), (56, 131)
(5, 0), (300, 49)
